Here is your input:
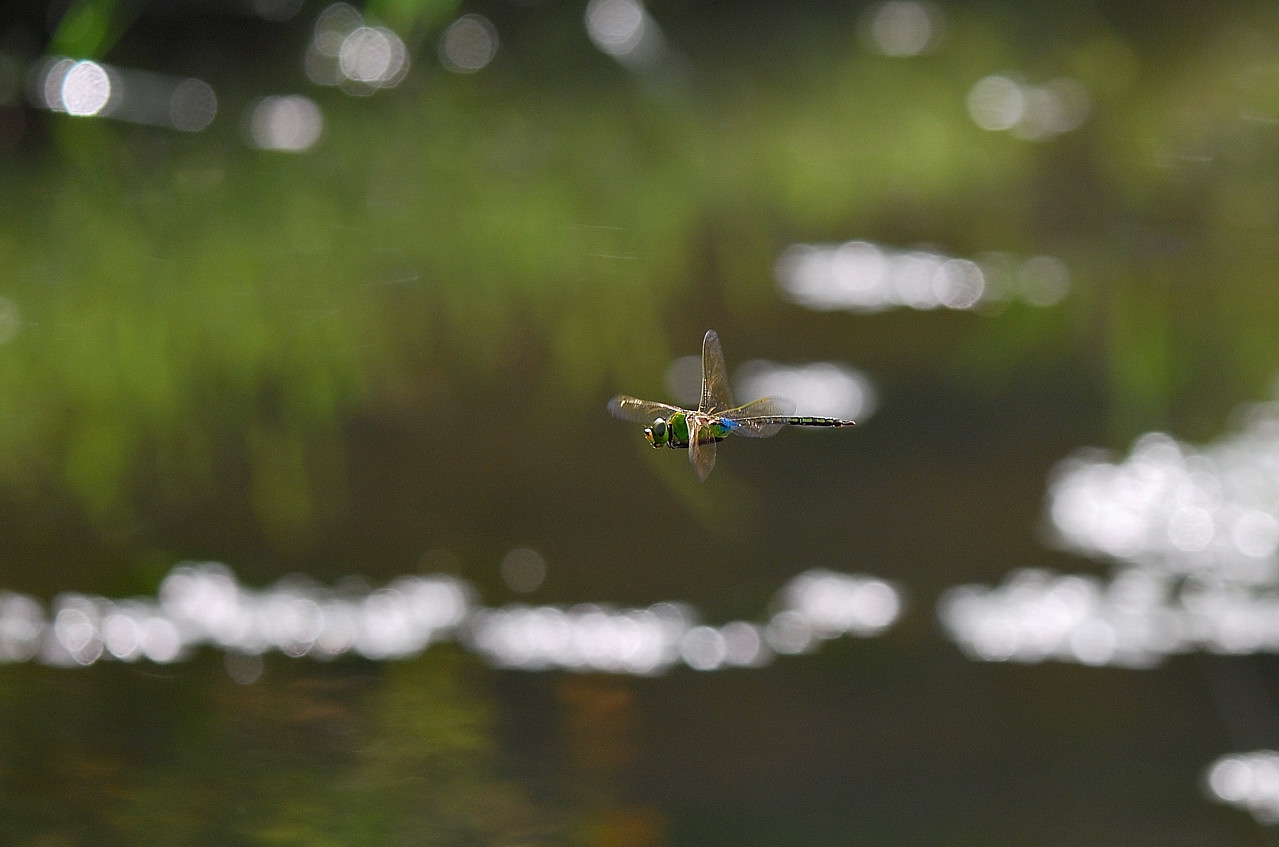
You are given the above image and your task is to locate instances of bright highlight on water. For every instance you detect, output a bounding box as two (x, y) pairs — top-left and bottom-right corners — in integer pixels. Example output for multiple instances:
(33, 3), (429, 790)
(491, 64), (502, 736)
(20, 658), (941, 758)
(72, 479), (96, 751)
(609, 330), (856, 481)
(0, 562), (900, 676)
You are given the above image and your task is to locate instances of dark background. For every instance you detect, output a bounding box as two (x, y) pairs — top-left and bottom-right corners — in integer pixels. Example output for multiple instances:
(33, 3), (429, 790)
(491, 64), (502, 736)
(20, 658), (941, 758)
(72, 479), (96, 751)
(3, 1), (1279, 843)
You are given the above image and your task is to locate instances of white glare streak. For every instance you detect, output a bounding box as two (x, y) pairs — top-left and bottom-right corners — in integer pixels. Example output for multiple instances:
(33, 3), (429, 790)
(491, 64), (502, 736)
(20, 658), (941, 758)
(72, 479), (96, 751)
(1050, 415), (1279, 584)
(0, 564), (897, 675)
(777, 242), (1064, 313)
(31, 57), (218, 131)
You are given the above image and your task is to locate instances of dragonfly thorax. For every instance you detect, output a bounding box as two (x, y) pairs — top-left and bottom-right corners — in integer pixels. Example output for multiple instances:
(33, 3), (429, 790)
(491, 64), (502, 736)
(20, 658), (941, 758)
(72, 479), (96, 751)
(644, 412), (687, 448)
(645, 412), (698, 448)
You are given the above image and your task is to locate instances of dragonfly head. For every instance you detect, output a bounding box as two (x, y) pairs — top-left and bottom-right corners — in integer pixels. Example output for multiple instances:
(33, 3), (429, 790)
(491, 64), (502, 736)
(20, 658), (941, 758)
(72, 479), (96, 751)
(643, 417), (669, 447)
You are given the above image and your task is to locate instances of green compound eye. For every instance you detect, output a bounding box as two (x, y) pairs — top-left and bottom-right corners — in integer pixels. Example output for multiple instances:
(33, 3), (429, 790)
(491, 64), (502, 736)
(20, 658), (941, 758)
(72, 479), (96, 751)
(644, 418), (667, 447)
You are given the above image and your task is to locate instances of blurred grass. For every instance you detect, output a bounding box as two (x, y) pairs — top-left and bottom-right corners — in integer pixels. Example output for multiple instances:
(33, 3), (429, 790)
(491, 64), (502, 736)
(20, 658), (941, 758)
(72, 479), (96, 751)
(3, 1), (1279, 543)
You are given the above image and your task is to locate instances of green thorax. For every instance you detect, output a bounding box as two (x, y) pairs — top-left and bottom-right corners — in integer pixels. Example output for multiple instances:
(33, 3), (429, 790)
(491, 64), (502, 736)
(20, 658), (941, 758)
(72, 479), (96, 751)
(664, 412), (729, 448)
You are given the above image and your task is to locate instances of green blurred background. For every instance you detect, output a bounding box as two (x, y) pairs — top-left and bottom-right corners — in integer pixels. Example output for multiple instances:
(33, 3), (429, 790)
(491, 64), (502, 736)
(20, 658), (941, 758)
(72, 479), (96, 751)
(4, 0), (1279, 843)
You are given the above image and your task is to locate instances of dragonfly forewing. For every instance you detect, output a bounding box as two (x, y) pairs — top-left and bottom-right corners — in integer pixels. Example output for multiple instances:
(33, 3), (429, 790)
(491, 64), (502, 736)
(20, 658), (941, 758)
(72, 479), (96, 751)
(718, 396), (797, 437)
(608, 395), (685, 423)
(687, 415), (718, 481)
(698, 330), (736, 415)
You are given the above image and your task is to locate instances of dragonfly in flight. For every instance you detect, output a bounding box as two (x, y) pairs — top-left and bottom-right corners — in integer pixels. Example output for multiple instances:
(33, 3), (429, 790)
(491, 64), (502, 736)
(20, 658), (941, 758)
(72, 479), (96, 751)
(608, 330), (855, 481)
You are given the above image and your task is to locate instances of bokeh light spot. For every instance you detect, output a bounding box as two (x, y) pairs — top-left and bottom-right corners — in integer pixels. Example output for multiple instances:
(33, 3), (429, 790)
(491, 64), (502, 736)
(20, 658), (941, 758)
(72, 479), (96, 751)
(225, 651), (264, 684)
(864, 1), (942, 57)
(339, 26), (407, 86)
(586, 0), (646, 56)
(501, 547), (546, 593)
(680, 625), (727, 670)
(61, 60), (111, 116)
(1, 562), (896, 675)
(1018, 256), (1070, 306)
(440, 14), (499, 74)
(967, 75), (1024, 131)
(247, 95), (323, 152)
(170, 78), (218, 132)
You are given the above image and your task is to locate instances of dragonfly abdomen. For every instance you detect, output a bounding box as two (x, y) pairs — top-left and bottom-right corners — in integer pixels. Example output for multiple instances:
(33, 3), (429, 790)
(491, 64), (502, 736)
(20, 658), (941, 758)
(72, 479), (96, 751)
(733, 416), (855, 428)
(784, 416), (855, 427)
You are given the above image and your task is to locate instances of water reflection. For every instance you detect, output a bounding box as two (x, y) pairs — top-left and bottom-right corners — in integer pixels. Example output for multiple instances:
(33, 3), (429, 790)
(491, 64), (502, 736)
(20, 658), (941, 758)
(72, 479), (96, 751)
(1207, 751), (1279, 825)
(941, 398), (1279, 667)
(0, 563), (901, 676)
(776, 241), (1070, 313)
(1051, 414), (1279, 584)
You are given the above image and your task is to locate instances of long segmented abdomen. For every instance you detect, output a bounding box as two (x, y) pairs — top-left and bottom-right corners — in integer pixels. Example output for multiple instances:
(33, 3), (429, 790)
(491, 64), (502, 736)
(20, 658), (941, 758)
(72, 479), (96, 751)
(738, 416), (855, 427)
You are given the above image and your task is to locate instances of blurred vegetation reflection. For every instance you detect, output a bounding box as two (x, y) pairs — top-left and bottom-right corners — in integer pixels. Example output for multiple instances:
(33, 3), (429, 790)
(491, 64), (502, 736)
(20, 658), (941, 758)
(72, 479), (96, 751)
(0, 650), (561, 846)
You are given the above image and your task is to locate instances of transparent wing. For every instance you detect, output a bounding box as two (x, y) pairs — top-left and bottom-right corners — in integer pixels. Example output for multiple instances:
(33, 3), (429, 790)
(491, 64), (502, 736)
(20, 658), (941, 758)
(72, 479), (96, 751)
(719, 395), (797, 438)
(687, 418), (717, 481)
(699, 330), (736, 414)
(608, 395), (685, 423)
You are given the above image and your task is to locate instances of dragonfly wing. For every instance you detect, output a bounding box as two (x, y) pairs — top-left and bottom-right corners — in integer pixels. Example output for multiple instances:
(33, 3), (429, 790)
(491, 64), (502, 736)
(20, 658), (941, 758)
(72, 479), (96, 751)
(688, 421), (717, 481)
(720, 396), (796, 438)
(699, 330), (736, 414)
(608, 395), (685, 423)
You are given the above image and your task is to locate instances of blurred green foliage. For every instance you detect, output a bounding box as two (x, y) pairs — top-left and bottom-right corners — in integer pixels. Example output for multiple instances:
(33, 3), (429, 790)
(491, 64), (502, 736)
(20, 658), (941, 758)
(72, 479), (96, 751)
(4, 1), (1279, 549)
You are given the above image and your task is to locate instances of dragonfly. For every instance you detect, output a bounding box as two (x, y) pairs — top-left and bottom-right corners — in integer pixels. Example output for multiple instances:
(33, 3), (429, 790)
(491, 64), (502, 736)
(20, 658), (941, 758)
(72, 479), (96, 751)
(608, 330), (855, 481)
